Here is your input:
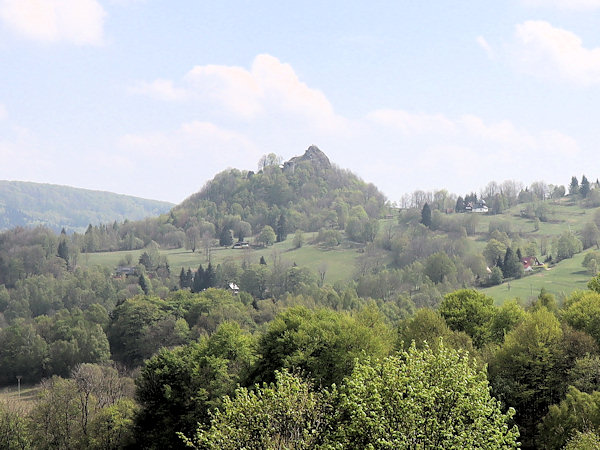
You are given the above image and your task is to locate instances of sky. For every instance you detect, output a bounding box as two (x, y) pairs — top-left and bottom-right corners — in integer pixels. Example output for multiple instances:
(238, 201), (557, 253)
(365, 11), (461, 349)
(1, 1), (600, 204)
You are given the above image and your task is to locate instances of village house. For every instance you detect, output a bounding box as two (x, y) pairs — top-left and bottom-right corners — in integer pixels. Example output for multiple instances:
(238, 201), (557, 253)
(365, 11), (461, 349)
(465, 199), (488, 213)
(521, 256), (542, 272)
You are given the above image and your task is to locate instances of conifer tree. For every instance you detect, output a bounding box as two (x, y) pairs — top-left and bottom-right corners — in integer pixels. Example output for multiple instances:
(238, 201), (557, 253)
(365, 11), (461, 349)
(179, 267), (187, 289)
(192, 265), (205, 293)
(581, 175), (591, 198)
(276, 214), (288, 242)
(204, 263), (215, 289)
(421, 203), (432, 228)
(570, 176), (579, 195)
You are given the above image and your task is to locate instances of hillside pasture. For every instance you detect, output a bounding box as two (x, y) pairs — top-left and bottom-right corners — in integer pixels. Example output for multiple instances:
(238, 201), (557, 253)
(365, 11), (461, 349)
(80, 231), (363, 284)
(480, 249), (593, 305)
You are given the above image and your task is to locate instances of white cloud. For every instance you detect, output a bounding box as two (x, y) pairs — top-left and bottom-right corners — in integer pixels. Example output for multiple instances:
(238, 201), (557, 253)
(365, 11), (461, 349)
(134, 54), (347, 131)
(512, 20), (600, 85)
(367, 109), (456, 135)
(369, 108), (577, 155)
(184, 63), (263, 118)
(521, 0), (600, 10)
(125, 53), (582, 202)
(363, 107), (580, 198)
(119, 120), (257, 160)
(115, 120), (262, 200)
(0, 0), (106, 45)
(130, 79), (187, 101)
(476, 36), (494, 59)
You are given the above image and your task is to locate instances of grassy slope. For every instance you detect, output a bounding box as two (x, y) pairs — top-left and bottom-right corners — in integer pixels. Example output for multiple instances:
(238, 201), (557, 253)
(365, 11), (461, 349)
(0, 385), (40, 412)
(481, 249), (593, 305)
(82, 198), (600, 300)
(81, 232), (362, 285)
(472, 200), (597, 304)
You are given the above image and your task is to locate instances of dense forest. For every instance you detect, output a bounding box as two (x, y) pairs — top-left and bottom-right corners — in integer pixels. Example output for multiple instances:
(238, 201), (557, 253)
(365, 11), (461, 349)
(0, 181), (173, 233)
(3, 149), (600, 448)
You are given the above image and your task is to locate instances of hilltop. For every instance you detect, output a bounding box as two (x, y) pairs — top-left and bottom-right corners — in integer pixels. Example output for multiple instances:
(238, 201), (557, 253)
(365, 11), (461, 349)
(170, 145), (386, 235)
(0, 180), (174, 232)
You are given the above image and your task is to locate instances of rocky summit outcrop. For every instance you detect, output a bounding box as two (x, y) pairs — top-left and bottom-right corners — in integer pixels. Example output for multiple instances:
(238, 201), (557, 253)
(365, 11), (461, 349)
(283, 145), (332, 173)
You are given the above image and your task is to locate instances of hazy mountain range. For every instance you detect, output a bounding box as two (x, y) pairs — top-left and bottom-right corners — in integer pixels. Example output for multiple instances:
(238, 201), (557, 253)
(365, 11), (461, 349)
(0, 180), (174, 233)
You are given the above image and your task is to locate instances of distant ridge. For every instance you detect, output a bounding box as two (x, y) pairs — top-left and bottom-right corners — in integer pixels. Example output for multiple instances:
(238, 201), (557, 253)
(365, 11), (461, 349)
(0, 180), (174, 233)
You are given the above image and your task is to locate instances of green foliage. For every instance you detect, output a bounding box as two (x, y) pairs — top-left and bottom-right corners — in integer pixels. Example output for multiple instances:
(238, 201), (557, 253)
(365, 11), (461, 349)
(570, 176), (580, 196)
(28, 376), (81, 449)
(555, 231), (584, 261)
(484, 239), (508, 266)
(583, 251), (600, 275)
(28, 365), (135, 449)
(563, 431), (600, 450)
(292, 229), (304, 248)
(489, 299), (525, 342)
(490, 265), (503, 286)
(562, 291), (600, 345)
(87, 398), (137, 450)
(182, 370), (331, 450)
(0, 180), (173, 233)
(0, 320), (48, 385)
(185, 343), (519, 450)
(107, 295), (188, 367)
(257, 225), (276, 247)
(332, 342), (519, 449)
(172, 151), (386, 239)
(249, 306), (394, 387)
(489, 308), (565, 448)
(135, 322), (255, 449)
(423, 251), (456, 284)
(581, 175), (591, 198)
(0, 400), (31, 449)
(420, 202), (432, 227)
(439, 289), (496, 347)
(397, 308), (474, 353)
(276, 213), (287, 243)
(502, 247), (524, 279)
(538, 386), (600, 450)
(568, 355), (600, 394)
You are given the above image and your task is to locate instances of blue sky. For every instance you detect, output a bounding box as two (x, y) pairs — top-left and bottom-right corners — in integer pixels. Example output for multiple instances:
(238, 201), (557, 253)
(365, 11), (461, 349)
(1, 0), (600, 203)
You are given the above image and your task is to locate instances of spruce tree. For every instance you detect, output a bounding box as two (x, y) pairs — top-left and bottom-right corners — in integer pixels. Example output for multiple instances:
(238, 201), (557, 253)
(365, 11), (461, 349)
(219, 228), (234, 247)
(569, 176), (579, 195)
(276, 214), (288, 242)
(204, 263), (215, 289)
(57, 239), (69, 264)
(192, 265), (205, 293)
(581, 175), (591, 198)
(502, 247), (523, 279)
(421, 203), (432, 228)
(139, 274), (150, 295)
(179, 267), (187, 289)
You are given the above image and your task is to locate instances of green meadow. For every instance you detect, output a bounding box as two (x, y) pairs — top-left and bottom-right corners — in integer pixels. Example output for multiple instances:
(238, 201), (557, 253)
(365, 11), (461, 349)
(80, 231), (363, 285)
(81, 200), (600, 300)
(480, 249), (593, 305)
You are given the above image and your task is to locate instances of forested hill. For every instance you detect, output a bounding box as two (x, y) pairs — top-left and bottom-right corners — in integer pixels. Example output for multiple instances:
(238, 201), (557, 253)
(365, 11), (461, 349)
(0, 180), (174, 233)
(170, 145), (386, 236)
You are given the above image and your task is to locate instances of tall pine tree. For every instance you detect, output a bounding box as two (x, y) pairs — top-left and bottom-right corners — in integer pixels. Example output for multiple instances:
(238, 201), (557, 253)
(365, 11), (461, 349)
(192, 265), (205, 293)
(276, 214), (288, 242)
(421, 203), (432, 228)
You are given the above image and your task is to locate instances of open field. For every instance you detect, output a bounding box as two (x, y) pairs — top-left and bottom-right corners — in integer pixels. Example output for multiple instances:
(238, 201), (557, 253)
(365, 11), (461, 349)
(480, 249), (593, 305)
(80, 231), (364, 285)
(0, 385), (40, 411)
(471, 200), (596, 240)
(80, 200), (600, 293)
